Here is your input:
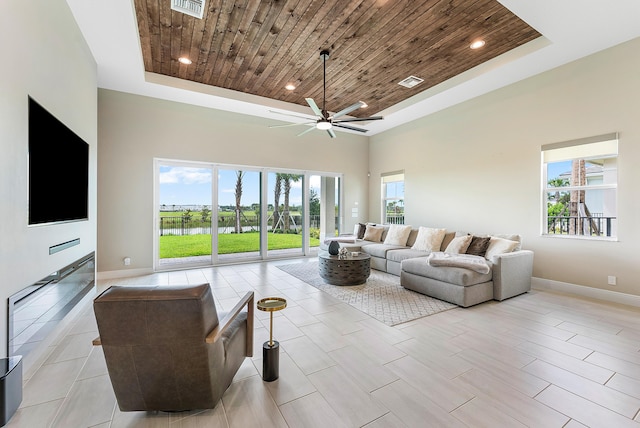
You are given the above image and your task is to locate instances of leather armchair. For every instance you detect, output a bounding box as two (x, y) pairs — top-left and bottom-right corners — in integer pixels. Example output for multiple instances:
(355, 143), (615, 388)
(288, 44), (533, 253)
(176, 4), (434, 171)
(92, 283), (253, 412)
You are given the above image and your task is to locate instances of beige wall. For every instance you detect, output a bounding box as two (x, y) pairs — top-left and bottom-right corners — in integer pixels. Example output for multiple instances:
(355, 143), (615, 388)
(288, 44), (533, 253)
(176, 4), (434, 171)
(370, 37), (640, 296)
(97, 90), (369, 273)
(0, 2), (97, 355)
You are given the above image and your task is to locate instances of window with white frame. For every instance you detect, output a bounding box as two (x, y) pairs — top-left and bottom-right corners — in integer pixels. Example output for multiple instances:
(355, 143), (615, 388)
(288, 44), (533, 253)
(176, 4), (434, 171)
(381, 171), (404, 224)
(542, 133), (618, 239)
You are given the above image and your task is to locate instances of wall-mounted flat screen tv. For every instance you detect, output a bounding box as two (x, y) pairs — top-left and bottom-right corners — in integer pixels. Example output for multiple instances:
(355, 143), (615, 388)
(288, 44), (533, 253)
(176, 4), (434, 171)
(28, 97), (89, 225)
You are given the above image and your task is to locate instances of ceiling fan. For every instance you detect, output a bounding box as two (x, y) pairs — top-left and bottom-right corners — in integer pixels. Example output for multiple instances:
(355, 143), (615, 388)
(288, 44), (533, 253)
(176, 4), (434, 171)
(270, 50), (383, 138)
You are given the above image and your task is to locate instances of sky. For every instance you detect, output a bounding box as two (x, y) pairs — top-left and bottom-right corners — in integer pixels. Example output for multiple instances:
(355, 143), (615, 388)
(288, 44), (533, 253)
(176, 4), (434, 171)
(159, 166), (324, 207)
(546, 160), (572, 182)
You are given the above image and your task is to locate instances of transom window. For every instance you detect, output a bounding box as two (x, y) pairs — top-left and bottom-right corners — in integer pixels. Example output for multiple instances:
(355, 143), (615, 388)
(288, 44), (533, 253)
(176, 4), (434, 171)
(542, 133), (618, 239)
(382, 171), (404, 225)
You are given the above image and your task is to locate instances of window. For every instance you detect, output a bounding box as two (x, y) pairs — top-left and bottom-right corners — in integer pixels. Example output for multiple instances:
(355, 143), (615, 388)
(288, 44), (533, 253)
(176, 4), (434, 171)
(542, 133), (618, 239)
(382, 171), (404, 224)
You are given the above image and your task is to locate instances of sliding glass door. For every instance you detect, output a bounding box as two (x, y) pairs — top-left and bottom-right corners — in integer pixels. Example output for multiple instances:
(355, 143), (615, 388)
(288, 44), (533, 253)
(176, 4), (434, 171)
(157, 162), (213, 269)
(267, 172), (304, 258)
(217, 168), (262, 263)
(309, 174), (341, 255)
(155, 160), (342, 269)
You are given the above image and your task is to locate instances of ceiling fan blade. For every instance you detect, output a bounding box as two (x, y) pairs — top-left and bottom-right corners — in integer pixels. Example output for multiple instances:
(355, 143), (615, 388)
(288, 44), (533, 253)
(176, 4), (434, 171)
(331, 101), (366, 119)
(269, 122), (315, 128)
(333, 116), (384, 123)
(327, 128), (336, 138)
(269, 110), (316, 121)
(305, 98), (324, 118)
(297, 126), (317, 137)
(333, 123), (368, 133)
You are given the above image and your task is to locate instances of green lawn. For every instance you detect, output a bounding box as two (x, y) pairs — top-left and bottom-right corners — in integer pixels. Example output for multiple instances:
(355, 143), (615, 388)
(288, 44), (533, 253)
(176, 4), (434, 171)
(159, 232), (319, 258)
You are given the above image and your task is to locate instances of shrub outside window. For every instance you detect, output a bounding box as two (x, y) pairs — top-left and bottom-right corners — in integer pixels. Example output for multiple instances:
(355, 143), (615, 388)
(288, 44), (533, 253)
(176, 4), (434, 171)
(542, 133), (618, 239)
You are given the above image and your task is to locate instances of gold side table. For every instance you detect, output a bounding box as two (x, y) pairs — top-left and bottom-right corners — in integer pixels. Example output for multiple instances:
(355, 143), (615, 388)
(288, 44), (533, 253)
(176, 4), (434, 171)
(256, 297), (287, 382)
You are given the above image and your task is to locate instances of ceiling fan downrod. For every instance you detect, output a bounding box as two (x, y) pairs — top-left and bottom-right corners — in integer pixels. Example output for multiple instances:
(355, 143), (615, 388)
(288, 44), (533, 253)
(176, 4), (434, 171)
(320, 50), (329, 115)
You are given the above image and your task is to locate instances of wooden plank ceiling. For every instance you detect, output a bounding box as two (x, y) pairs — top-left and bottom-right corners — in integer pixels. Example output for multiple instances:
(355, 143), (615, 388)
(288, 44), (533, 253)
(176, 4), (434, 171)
(134, 0), (540, 118)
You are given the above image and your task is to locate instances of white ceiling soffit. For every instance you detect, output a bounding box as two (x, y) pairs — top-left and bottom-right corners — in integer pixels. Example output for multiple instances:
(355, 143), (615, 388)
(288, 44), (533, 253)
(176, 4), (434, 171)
(66, 0), (640, 136)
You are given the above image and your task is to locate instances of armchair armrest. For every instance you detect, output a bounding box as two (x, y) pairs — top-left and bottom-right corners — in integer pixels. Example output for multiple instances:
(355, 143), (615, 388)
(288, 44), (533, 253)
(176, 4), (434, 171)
(206, 291), (254, 356)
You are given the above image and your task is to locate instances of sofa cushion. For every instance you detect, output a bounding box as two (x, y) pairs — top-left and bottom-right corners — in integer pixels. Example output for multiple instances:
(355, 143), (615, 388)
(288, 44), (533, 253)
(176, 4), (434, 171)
(405, 228), (420, 247)
(439, 231), (456, 251)
(386, 248), (431, 263)
(485, 236), (519, 261)
(411, 227), (446, 252)
(401, 257), (492, 286)
(444, 235), (472, 254)
(361, 243), (406, 259)
(383, 224), (413, 246)
(466, 236), (491, 257)
(363, 225), (384, 242)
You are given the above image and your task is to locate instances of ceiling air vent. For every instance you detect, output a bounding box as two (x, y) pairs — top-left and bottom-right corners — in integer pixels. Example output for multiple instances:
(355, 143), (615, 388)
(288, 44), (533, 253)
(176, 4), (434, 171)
(398, 76), (424, 88)
(171, 0), (205, 19)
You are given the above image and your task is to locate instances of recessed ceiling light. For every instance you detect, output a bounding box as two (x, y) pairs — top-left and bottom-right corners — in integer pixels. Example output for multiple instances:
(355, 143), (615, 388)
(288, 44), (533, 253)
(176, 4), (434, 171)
(178, 57), (192, 65)
(285, 83), (296, 91)
(470, 40), (486, 49)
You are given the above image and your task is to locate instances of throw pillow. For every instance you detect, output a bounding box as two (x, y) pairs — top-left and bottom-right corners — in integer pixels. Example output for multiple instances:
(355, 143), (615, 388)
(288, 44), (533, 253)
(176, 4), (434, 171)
(484, 236), (519, 260)
(383, 224), (413, 246)
(411, 227), (446, 252)
(492, 234), (522, 251)
(357, 223), (366, 239)
(362, 225), (384, 242)
(466, 236), (491, 257)
(444, 234), (473, 254)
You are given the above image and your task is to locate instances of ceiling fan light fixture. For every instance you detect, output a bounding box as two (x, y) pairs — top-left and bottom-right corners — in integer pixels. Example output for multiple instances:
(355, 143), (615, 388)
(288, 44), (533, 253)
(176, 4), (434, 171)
(359, 101), (368, 108)
(316, 121), (332, 130)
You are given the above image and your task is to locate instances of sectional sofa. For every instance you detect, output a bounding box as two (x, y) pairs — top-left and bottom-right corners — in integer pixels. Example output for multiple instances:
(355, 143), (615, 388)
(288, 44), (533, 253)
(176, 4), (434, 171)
(321, 223), (534, 307)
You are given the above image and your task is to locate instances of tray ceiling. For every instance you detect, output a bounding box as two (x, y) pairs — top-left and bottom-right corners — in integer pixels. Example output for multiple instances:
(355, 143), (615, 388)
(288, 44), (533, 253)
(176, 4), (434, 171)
(134, 0), (540, 118)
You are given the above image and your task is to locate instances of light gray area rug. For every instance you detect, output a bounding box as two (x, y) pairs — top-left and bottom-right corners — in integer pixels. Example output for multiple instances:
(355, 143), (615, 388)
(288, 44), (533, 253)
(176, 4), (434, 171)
(277, 261), (457, 326)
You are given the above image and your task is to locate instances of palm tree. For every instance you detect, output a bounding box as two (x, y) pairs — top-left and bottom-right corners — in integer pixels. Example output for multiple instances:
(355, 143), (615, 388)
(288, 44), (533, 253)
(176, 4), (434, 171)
(568, 159), (599, 235)
(547, 177), (569, 205)
(282, 174), (302, 233)
(273, 174), (282, 233)
(234, 170), (244, 233)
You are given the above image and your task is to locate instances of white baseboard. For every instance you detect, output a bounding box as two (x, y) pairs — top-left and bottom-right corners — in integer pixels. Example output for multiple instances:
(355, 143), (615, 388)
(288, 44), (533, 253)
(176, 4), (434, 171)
(532, 277), (640, 308)
(97, 267), (154, 280)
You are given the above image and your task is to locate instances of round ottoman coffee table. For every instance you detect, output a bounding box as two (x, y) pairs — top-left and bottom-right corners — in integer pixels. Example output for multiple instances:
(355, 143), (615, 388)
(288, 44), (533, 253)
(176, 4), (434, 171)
(318, 252), (371, 286)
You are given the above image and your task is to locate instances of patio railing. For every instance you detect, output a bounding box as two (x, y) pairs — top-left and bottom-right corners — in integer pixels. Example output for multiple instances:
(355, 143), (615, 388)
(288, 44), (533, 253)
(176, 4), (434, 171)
(547, 216), (616, 237)
(385, 214), (405, 225)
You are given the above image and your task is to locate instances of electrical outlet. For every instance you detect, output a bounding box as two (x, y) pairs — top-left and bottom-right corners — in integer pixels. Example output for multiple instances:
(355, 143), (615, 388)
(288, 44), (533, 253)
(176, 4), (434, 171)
(123, 257), (131, 266)
(607, 275), (616, 286)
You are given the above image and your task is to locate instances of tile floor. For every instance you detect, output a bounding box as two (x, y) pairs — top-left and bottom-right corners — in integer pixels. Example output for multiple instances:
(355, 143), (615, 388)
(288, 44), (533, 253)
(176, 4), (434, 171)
(8, 259), (640, 427)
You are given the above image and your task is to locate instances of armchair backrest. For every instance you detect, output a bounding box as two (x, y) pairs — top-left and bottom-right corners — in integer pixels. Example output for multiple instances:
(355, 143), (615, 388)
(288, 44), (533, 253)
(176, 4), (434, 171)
(94, 283), (233, 411)
(94, 283), (218, 347)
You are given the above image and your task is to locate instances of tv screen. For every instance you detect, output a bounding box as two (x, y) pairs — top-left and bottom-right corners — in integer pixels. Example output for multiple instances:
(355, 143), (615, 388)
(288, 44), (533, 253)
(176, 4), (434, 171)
(28, 97), (89, 225)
